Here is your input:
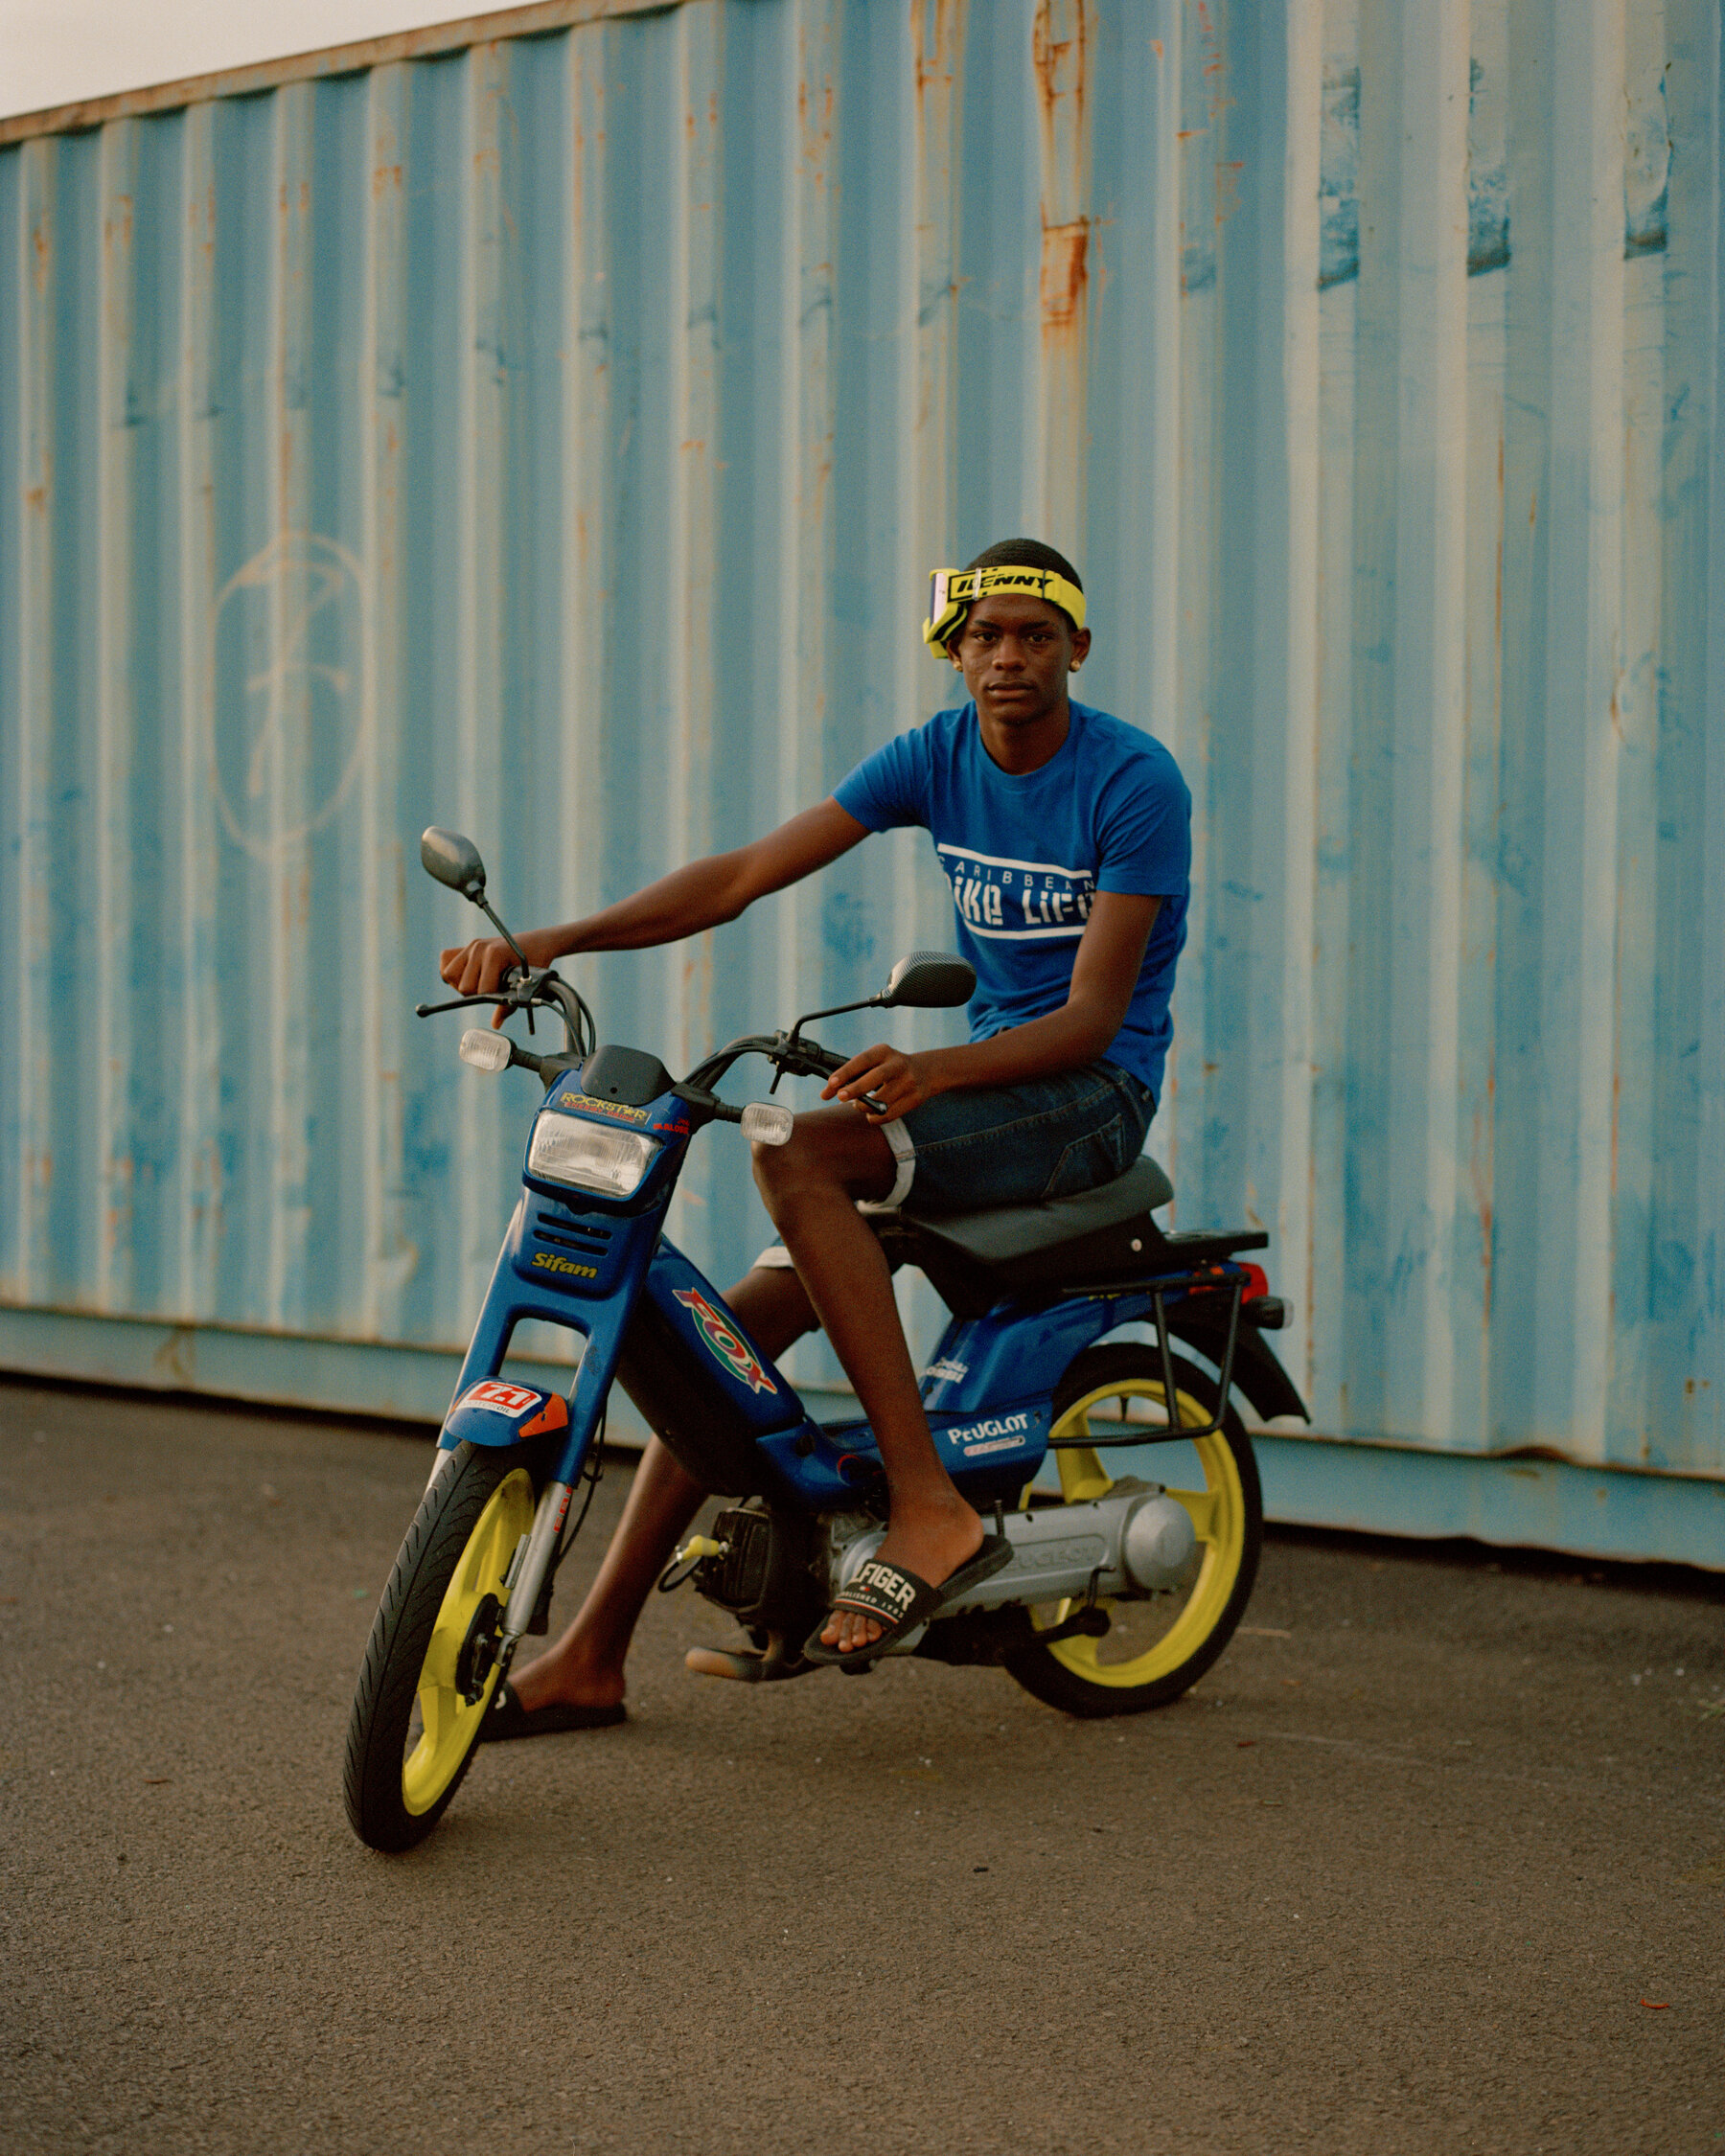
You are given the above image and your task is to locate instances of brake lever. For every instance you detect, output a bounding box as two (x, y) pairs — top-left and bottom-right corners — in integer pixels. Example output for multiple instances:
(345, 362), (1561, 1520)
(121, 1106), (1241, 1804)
(764, 1038), (887, 1118)
(415, 969), (551, 1023)
(414, 992), (515, 1020)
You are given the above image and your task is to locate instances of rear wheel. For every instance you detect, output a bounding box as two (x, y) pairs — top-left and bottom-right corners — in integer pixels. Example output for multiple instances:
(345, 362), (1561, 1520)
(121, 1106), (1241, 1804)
(344, 1441), (540, 1852)
(1003, 1344), (1262, 1718)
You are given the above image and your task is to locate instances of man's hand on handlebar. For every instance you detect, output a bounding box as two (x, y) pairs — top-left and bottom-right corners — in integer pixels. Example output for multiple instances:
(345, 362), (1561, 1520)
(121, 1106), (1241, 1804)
(821, 1044), (945, 1123)
(441, 935), (545, 1027)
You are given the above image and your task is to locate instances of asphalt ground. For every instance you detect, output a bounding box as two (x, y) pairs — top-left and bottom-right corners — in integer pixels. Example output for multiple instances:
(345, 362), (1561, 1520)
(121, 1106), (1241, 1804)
(3, 1378), (1722, 2156)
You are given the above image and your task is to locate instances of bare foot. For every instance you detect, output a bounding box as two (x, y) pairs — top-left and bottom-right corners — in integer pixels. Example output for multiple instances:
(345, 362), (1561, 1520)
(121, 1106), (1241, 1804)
(819, 1502), (985, 1657)
(507, 1641), (626, 1716)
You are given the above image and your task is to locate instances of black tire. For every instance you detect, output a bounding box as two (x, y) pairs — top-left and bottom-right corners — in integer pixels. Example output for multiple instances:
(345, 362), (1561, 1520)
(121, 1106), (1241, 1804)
(1003, 1343), (1263, 1719)
(344, 1441), (543, 1853)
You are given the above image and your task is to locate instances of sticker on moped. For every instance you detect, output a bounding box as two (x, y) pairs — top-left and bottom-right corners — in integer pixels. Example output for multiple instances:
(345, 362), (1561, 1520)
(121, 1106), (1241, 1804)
(673, 1287), (777, 1395)
(462, 1381), (541, 1417)
(558, 1090), (651, 1126)
(946, 1411), (1032, 1456)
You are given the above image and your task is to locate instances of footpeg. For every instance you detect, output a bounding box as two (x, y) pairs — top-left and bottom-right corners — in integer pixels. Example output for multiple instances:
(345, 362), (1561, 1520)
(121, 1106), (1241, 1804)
(684, 1635), (811, 1684)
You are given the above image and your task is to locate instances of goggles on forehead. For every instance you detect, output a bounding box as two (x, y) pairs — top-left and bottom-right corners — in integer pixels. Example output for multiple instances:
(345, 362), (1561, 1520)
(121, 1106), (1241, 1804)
(922, 563), (1087, 653)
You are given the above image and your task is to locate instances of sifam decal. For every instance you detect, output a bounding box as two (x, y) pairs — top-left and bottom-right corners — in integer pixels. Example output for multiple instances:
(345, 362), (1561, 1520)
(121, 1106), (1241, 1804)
(672, 1286), (778, 1395)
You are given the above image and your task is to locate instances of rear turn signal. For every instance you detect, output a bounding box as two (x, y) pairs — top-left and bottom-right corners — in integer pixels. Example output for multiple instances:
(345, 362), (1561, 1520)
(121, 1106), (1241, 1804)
(1242, 1296), (1291, 1330)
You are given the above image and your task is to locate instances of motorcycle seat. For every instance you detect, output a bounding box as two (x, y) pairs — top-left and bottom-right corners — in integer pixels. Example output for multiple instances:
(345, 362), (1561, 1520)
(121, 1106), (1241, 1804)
(899, 1156), (1174, 1263)
(874, 1157), (1267, 1318)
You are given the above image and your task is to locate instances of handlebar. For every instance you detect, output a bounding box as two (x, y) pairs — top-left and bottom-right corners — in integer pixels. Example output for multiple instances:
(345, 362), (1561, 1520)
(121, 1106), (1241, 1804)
(416, 965), (595, 1059)
(432, 989), (866, 1122)
(683, 1032), (847, 1096)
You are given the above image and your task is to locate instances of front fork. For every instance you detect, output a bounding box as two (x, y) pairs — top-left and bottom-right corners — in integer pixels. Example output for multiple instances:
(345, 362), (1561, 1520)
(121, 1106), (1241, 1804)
(496, 1478), (575, 1676)
(422, 1448), (578, 1687)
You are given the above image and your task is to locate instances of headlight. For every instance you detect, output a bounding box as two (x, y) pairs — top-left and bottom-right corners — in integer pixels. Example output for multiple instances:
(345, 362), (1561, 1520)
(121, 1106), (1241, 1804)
(527, 1114), (660, 1199)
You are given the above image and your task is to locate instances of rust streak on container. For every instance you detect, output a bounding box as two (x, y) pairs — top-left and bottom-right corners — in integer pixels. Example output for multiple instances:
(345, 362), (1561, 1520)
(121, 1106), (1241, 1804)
(911, 0), (966, 106)
(104, 195), (135, 346)
(1040, 221), (1089, 333)
(1033, 0), (1091, 348)
(796, 20), (834, 184)
(1032, 0), (1087, 193)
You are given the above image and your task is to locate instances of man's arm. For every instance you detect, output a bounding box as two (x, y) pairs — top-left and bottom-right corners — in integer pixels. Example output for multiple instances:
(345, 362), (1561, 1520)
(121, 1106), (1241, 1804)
(822, 890), (1161, 1121)
(441, 798), (870, 1002)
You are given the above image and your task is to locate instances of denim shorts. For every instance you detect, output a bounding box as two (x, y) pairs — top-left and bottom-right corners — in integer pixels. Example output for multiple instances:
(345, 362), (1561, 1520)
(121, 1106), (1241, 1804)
(890, 1058), (1155, 1215)
(751, 1060), (1155, 1272)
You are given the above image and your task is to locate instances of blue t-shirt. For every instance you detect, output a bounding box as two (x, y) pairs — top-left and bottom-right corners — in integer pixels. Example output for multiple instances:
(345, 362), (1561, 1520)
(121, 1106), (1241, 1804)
(832, 700), (1190, 1102)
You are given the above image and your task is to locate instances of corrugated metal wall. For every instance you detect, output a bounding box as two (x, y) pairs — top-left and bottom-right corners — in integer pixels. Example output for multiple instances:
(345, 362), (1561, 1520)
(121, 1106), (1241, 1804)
(3, 0), (1722, 1530)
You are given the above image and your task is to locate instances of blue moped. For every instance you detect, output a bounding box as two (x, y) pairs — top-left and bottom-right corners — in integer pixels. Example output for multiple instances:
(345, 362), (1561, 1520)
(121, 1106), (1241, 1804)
(343, 829), (1308, 1852)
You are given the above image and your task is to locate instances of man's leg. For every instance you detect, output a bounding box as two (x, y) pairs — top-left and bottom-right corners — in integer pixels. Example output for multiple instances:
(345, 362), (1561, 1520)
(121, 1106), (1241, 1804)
(751, 1108), (984, 1658)
(507, 1265), (818, 1714)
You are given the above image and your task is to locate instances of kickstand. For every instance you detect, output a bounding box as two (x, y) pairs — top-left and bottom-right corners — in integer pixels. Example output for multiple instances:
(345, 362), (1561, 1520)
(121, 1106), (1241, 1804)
(1036, 1567), (1111, 1647)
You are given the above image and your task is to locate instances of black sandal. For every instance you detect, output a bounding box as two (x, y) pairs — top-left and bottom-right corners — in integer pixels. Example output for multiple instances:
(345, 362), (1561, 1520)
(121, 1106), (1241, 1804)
(802, 1533), (1012, 1669)
(480, 1679), (627, 1741)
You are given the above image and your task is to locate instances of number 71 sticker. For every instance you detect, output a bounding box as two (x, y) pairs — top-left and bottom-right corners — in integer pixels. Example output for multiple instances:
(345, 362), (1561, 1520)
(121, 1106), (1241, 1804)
(463, 1380), (540, 1417)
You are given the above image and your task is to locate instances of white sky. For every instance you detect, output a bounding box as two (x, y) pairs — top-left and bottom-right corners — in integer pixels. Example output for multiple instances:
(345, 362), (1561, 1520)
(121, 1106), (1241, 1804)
(0, 1), (526, 121)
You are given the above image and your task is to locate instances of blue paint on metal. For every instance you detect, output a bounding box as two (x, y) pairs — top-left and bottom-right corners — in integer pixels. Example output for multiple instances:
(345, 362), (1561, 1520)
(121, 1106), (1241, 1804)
(1319, 63), (1362, 289)
(1251, 1434), (1725, 1575)
(1321, 41), (1516, 290)
(2, 0), (1722, 1560)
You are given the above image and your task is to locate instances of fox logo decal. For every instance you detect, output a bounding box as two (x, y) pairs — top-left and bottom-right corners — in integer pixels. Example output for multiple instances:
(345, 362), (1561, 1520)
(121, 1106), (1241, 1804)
(672, 1286), (777, 1395)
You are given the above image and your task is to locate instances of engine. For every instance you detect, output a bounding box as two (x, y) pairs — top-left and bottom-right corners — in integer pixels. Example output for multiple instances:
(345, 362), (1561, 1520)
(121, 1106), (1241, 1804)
(689, 1500), (834, 1642)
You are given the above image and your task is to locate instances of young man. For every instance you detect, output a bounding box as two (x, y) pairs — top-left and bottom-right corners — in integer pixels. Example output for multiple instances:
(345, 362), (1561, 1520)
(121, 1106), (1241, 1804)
(440, 538), (1190, 1711)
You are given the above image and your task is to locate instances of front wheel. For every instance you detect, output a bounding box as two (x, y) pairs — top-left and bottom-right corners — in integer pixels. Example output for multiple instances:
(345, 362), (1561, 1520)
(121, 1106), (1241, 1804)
(344, 1441), (541, 1852)
(1003, 1344), (1262, 1718)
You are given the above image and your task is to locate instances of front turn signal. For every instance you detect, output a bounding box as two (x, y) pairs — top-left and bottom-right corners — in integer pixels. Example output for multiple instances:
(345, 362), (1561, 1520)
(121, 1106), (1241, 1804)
(459, 1028), (512, 1073)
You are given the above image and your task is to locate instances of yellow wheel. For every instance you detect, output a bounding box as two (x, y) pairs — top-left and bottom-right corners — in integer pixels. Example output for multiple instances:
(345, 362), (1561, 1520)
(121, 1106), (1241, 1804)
(1003, 1344), (1262, 1717)
(344, 1442), (540, 1852)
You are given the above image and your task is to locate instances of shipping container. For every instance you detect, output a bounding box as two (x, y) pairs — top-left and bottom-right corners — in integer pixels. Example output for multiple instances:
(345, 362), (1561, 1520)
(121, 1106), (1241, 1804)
(3, 0), (1722, 1564)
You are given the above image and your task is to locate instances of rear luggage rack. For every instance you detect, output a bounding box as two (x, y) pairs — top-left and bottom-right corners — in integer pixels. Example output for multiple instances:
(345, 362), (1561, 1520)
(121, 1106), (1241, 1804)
(867, 1160), (1291, 1437)
(1048, 1277), (1243, 1448)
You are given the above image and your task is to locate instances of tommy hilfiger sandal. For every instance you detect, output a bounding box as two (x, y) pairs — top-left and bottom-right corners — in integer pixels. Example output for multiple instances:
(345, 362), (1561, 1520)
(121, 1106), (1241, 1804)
(801, 1533), (1013, 1669)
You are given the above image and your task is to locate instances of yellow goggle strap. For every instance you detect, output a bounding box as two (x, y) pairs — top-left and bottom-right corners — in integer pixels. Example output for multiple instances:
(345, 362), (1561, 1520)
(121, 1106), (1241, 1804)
(922, 563), (1087, 652)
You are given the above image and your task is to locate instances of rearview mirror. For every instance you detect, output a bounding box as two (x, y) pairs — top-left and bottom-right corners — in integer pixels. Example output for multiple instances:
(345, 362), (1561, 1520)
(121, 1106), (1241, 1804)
(421, 827), (487, 899)
(881, 951), (976, 1010)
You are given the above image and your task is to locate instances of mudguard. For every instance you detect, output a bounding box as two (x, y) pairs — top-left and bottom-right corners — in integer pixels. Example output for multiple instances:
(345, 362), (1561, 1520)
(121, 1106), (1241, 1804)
(439, 1379), (571, 1451)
